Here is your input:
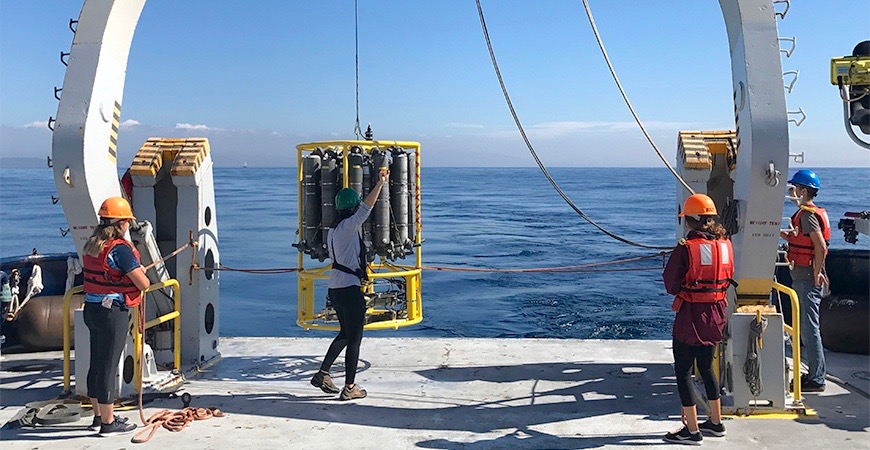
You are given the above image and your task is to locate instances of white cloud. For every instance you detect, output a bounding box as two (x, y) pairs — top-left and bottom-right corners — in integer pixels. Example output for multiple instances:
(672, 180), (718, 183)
(21, 120), (49, 129)
(445, 123), (484, 129)
(120, 119), (140, 128)
(176, 123), (217, 131)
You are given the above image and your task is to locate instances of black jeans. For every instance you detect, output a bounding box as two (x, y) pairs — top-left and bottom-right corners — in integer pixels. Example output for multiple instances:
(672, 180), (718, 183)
(320, 286), (366, 385)
(83, 302), (129, 404)
(673, 339), (720, 407)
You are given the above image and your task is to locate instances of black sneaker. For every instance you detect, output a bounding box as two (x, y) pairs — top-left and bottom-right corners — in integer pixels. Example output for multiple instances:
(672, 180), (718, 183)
(698, 419), (726, 437)
(311, 371), (340, 394)
(801, 379), (826, 392)
(99, 417), (137, 435)
(90, 414), (128, 430)
(663, 426), (702, 445)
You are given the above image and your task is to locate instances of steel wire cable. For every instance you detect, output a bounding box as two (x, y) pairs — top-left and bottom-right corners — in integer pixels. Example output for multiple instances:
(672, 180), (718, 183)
(580, 0), (695, 194)
(353, 0), (362, 139)
(475, 0), (673, 251)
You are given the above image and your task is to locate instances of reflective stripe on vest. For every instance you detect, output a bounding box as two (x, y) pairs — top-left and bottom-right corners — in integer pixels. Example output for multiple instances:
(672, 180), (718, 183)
(786, 206), (830, 267)
(82, 239), (142, 307)
(673, 238), (735, 311)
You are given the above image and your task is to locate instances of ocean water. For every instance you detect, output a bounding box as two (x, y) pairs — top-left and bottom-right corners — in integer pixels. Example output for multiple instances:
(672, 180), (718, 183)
(1, 167), (867, 339)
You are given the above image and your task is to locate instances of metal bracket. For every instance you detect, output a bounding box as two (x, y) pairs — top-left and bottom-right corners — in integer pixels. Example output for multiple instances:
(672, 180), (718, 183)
(783, 70), (799, 93)
(765, 161), (781, 187)
(69, 19), (78, 33)
(46, 156), (53, 168)
(63, 166), (73, 187)
(778, 37), (796, 58)
(54, 86), (62, 101)
(787, 107), (807, 126)
(47, 117), (56, 131)
(60, 228), (70, 237)
(51, 195), (60, 205)
(60, 51), (70, 66)
(773, 0), (791, 19)
(789, 151), (804, 163)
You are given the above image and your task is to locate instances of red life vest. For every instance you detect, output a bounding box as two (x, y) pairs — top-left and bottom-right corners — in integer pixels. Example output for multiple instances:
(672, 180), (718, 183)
(673, 237), (735, 311)
(82, 239), (142, 307)
(786, 206), (830, 267)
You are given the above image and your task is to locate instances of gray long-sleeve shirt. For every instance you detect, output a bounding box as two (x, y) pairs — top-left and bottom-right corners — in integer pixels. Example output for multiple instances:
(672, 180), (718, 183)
(328, 202), (373, 289)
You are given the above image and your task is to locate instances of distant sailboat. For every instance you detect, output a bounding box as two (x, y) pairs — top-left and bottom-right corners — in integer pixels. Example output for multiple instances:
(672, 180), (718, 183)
(243, 161), (248, 168)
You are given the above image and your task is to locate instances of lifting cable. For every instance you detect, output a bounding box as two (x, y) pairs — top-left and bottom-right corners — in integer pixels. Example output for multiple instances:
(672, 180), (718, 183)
(475, 0), (672, 251)
(352, 0), (363, 139)
(580, 0), (694, 194)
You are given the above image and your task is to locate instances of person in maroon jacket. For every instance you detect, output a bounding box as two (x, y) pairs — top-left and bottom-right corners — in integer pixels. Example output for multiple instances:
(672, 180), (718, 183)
(662, 194), (735, 445)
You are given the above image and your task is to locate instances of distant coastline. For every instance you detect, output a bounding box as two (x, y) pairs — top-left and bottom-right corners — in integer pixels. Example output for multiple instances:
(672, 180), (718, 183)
(0, 157), (46, 169)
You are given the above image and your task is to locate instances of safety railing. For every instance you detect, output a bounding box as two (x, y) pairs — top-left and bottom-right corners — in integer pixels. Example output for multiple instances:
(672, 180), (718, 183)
(773, 281), (801, 403)
(63, 279), (181, 393)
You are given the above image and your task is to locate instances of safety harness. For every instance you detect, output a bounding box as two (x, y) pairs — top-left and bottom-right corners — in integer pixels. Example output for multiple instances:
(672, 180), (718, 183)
(328, 223), (368, 282)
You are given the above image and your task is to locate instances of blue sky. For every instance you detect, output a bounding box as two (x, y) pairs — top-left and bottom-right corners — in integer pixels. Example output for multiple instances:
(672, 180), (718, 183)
(1, 0), (869, 167)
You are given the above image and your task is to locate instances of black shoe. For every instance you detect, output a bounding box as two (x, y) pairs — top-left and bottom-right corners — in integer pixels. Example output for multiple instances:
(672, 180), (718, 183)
(801, 379), (826, 392)
(698, 419), (726, 437)
(99, 418), (137, 435)
(90, 414), (128, 429)
(663, 426), (702, 445)
(311, 371), (340, 394)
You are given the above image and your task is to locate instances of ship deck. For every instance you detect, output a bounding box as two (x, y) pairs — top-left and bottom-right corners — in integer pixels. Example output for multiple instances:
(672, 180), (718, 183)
(2, 338), (868, 449)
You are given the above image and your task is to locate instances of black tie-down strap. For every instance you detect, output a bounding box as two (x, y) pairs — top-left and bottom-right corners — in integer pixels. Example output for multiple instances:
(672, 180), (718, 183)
(330, 232), (368, 282)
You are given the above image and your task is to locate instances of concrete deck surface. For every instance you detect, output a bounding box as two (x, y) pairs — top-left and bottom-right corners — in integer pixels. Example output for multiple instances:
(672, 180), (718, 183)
(1, 338), (868, 449)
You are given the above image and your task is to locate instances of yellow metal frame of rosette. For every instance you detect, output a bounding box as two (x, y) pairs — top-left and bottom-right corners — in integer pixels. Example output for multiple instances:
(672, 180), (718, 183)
(63, 280), (182, 393)
(295, 140), (423, 331)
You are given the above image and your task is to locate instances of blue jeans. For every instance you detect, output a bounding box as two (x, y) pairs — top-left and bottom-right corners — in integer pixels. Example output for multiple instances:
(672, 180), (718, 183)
(792, 272), (826, 385)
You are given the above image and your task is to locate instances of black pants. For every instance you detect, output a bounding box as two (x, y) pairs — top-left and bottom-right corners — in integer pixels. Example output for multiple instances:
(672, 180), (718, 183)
(673, 339), (720, 407)
(83, 302), (129, 404)
(320, 286), (366, 385)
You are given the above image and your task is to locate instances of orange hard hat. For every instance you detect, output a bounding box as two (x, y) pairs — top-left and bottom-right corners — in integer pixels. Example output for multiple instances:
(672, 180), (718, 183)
(98, 196), (135, 220)
(678, 194), (717, 217)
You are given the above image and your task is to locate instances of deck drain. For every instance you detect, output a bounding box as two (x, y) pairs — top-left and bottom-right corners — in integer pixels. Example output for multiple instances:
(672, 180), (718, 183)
(610, 367), (647, 378)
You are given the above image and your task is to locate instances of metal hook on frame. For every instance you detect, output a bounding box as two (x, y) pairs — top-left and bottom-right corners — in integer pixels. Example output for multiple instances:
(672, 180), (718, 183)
(765, 161), (781, 187)
(51, 195), (60, 205)
(789, 151), (805, 164)
(60, 51), (70, 66)
(54, 87), (62, 101)
(783, 71), (800, 93)
(788, 108), (807, 126)
(778, 37), (796, 58)
(69, 19), (78, 33)
(47, 117), (56, 131)
(60, 228), (70, 237)
(47, 156), (53, 168)
(773, 0), (790, 20)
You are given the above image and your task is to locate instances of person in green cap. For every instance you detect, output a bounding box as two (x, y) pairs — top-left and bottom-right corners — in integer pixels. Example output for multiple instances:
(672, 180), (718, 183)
(312, 167), (389, 401)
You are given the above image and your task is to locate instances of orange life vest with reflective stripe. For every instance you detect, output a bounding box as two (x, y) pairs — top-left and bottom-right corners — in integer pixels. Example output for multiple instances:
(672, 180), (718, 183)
(786, 206), (830, 267)
(82, 239), (142, 307)
(673, 238), (735, 311)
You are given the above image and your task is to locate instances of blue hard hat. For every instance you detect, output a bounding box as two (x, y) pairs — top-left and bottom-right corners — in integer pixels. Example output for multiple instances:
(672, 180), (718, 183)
(788, 169), (821, 190)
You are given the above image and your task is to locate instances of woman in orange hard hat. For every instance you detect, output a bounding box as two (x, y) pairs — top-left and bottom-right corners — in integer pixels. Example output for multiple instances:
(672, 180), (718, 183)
(662, 194), (735, 445)
(81, 197), (151, 435)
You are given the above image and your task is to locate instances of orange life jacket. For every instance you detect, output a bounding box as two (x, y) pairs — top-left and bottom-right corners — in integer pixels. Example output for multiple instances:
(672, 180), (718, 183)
(673, 238), (735, 311)
(82, 239), (142, 307)
(786, 206), (830, 267)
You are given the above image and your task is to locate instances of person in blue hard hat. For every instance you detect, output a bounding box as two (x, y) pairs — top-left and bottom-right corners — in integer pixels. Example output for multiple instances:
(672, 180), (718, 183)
(781, 169), (829, 392)
(311, 167), (389, 401)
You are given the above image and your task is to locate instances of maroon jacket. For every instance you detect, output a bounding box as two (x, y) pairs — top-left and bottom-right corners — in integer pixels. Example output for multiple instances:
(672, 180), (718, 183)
(663, 230), (728, 346)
